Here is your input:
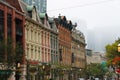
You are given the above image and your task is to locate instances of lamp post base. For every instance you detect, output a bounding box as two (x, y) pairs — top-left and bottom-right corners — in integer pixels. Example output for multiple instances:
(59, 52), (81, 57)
(19, 64), (26, 80)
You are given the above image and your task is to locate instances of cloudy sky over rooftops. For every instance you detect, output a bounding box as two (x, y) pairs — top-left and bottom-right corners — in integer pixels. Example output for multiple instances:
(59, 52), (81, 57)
(47, 0), (120, 51)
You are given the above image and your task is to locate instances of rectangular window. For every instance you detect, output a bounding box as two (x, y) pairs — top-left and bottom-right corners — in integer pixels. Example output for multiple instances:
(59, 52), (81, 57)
(0, 10), (4, 40)
(72, 53), (74, 63)
(16, 19), (23, 43)
(7, 14), (12, 39)
(59, 49), (62, 61)
(0, 10), (4, 62)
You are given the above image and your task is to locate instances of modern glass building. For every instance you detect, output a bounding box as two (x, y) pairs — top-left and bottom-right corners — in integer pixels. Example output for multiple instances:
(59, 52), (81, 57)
(22, 0), (47, 13)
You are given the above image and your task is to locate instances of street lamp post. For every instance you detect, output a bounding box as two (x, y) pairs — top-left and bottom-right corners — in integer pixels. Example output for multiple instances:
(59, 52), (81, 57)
(16, 62), (21, 80)
(42, 65), (45, 80)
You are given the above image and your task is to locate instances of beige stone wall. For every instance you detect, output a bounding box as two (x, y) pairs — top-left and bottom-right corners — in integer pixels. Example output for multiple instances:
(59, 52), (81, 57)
(71, 29), (86, 68)
(25, 20), (42, 62)
(41, 29), (51, 62)
(72, 40), (86, 68)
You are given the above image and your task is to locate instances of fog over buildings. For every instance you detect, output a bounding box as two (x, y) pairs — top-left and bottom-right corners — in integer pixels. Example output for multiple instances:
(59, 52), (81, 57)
(47, 0), (120, 52)
(86, 25), (120, 52)
(72, 19), (120, 52)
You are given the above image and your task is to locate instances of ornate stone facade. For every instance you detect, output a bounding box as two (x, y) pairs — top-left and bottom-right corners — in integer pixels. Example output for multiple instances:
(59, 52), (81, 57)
(55, 16), (73, 66)
(71, 25), (86, 79)
(55, 16), (73, 80)
(20, 1), (44, 80)
(48, 17), (59, 64)
(72, 26), (86, 68)
(25, 20), (42, 62)
(40, 13), (51, 63)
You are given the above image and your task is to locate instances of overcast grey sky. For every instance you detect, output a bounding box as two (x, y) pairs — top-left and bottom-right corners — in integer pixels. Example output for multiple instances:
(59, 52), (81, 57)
(47, 0), (120, 52)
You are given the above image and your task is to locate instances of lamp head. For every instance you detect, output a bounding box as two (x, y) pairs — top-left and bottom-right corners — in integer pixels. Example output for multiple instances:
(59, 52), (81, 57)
(118, 43), (120, 52)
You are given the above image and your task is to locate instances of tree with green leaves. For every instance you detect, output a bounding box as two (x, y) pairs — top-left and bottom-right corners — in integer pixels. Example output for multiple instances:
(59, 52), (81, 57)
(105, 38), (120, 66)
(85, 63), (108, 79)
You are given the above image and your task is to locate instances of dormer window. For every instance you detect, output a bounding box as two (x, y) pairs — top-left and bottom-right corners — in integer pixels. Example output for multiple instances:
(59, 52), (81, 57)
(27, 5), (38, 21)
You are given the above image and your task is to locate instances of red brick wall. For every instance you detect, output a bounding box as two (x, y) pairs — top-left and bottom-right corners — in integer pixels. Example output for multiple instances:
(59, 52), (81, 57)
(0, 2), (25, 64)
(5, 0), (22, 12)
(58, 25), (72, 66)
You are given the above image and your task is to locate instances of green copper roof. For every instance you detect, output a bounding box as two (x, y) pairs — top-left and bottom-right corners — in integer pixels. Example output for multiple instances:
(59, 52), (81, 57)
(27, 5), (34, 11)
(39, 13), (46, 18)
(48, 17), (54, 23)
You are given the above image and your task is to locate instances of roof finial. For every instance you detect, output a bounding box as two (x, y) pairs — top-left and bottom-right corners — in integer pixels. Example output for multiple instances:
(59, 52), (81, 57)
(59, 13), (61, 16)
(72, 22), (77, 31)
(58, 13), (61, 19)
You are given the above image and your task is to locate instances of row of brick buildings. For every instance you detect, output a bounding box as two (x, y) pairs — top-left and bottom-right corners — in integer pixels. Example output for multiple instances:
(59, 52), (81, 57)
(0, 0), (86, 80)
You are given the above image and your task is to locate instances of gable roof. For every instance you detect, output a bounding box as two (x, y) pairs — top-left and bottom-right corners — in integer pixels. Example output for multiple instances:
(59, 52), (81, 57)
(4, 0), (22, 12)
(48, 17), (58, 32)
(39, 13), (48, 20)
(27, 5), (36, 12)
(19, 0), (41, 22)
(19, 0), (29, 15)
